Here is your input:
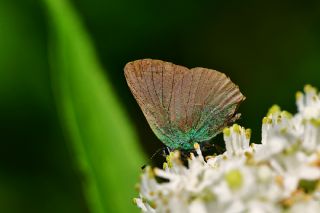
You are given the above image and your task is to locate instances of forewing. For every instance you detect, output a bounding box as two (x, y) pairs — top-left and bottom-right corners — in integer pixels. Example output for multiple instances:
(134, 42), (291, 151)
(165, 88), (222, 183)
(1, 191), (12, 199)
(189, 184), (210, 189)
(124, 59), (188, 147)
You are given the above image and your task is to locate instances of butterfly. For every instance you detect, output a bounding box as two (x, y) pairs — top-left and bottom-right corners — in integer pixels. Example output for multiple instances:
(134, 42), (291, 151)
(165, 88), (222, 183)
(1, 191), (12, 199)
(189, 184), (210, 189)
(124, 59), (245, 150)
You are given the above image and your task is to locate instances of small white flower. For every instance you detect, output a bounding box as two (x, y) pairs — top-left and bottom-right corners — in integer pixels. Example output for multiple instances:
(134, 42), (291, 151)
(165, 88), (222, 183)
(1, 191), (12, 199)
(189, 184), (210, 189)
(134, 85), (320, 212)
(223, 124), (251, 157)
(290, 199), (320, 213)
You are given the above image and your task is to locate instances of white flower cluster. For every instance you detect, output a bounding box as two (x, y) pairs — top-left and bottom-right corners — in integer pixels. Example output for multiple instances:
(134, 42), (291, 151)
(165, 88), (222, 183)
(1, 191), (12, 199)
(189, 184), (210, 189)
(134, 85), (320, 213)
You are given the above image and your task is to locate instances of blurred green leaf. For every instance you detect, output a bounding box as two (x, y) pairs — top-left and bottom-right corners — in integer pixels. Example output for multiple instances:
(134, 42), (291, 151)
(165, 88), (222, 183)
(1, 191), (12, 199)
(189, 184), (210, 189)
(43, 0), (145, 212)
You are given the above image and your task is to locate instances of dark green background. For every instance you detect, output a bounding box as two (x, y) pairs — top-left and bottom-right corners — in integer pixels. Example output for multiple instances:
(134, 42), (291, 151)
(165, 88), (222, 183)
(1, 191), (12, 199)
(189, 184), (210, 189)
(1, 0), (320, 212)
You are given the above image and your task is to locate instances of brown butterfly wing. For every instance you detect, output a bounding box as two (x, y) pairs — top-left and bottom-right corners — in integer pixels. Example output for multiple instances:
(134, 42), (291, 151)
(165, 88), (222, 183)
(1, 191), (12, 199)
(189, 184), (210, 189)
(124, 59), (245, 149)
(188, 67), (245, 139)
(124, 59), (182, 145)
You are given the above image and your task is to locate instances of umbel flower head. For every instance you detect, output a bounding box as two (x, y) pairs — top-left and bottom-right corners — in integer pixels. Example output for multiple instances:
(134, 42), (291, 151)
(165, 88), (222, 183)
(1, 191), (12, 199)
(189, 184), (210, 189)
(134, 85), (320, 213)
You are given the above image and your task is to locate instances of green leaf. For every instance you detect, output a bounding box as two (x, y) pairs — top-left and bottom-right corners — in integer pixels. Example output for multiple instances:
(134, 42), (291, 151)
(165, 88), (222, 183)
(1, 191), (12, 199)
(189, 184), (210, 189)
(43, 0), (146, 212)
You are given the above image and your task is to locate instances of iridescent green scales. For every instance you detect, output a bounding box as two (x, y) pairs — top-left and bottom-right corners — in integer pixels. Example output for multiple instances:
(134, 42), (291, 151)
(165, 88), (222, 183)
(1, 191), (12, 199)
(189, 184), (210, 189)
(124, 59), (245, 150)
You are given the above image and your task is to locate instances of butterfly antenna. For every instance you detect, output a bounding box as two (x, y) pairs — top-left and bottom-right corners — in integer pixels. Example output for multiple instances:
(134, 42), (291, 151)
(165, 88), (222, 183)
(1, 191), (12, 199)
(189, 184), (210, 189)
(151, 147), (167, 160)
(141, 147), (168, 170)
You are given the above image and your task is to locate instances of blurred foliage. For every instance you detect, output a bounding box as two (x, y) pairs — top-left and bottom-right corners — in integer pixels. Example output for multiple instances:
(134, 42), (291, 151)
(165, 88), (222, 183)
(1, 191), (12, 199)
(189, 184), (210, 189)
(0, 0), (320, 212)
(45, 0), (145, 212)
(0, 0), (87, 212)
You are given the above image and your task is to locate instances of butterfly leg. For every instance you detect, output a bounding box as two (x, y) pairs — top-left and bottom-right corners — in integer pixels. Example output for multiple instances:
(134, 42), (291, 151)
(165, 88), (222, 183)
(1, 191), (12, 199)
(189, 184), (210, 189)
(162, 146), (171, 157)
